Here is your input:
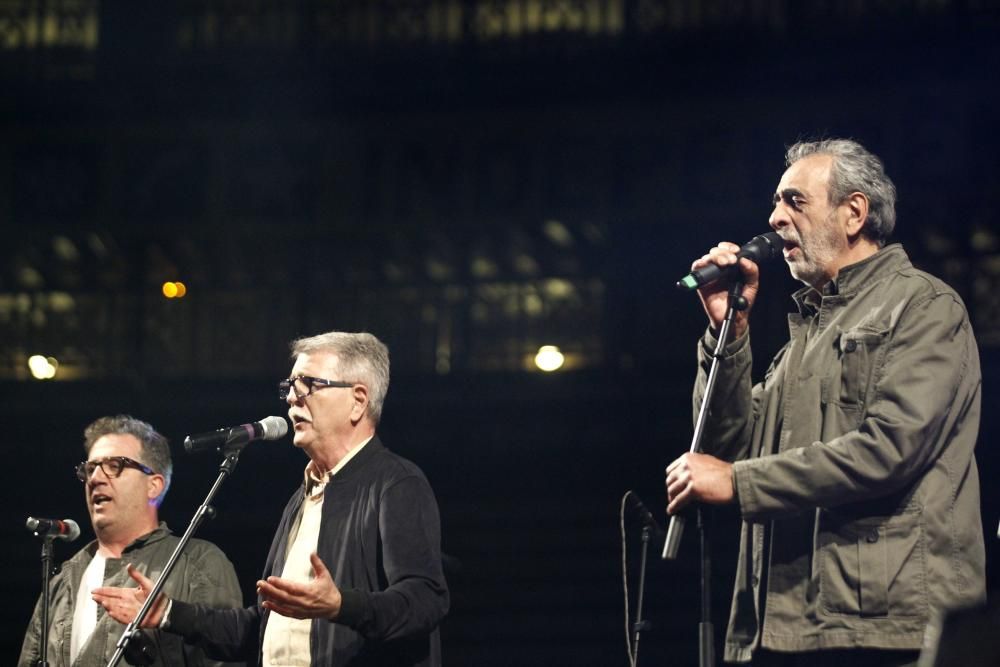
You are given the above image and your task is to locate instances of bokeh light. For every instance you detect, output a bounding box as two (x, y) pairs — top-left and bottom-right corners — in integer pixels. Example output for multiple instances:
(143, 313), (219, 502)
(534, 345), (565, 372)
(162, 281), (187, 298)
(27, 355), (58, 380)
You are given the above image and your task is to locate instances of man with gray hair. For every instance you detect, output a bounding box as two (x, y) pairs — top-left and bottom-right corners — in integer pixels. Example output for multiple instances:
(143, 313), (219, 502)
(95, 332), (449, 666)
(665, 139), (985, 665)
(19, 415), (243, 667)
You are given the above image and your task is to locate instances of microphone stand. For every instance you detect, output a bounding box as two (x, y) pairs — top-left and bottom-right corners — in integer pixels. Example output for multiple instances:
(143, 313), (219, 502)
(33, 535), (58, 667)
(662, 279), (749, 667)
(106, 438), (248, 667)
(631, 524), (653, 665)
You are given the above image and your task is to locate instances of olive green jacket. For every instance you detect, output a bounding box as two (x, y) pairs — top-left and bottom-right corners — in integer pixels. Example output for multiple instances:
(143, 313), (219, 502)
(19, 523), (244, 667)
(696, 245), (986, 663)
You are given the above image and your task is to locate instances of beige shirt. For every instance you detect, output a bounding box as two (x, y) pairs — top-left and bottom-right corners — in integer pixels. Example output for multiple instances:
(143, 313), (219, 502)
(262, 437), (372, 667)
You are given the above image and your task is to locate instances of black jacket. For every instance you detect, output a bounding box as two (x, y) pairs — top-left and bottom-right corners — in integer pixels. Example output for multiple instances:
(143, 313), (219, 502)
(169, 436), (449, 666)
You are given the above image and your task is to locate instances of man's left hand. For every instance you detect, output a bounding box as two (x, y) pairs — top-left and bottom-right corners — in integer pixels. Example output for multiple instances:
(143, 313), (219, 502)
(92, 563), (167, 628)
(258, 553), (343, 620)
(666, 452), (735, 515)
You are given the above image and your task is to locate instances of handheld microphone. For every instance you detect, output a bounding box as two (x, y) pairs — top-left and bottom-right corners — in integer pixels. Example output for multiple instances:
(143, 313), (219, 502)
(184, 416), (288, 453)
(26, 517), (81, 541)
(677, 232), (783, 290)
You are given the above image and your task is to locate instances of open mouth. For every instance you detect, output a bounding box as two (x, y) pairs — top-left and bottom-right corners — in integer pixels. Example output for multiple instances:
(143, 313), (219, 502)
(291, 415), (311, 427)
(92, 493), (111, 507)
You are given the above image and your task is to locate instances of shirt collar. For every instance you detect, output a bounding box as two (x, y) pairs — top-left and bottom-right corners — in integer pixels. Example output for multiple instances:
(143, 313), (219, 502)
(303, 435), (374, 496)
(98, 522), (171, 558)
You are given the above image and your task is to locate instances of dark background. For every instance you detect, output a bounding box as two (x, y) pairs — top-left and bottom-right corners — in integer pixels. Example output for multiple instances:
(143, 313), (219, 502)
(2, 2), (998, 665)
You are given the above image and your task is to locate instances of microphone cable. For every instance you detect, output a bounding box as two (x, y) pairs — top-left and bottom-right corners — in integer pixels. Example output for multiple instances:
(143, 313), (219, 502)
(619, 490), (639, 667)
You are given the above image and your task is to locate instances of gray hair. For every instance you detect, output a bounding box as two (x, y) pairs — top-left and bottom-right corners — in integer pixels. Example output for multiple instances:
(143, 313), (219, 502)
(290, 331), (390, 425)
(786, 138), (897, 246)
(84, 415), (172, 506)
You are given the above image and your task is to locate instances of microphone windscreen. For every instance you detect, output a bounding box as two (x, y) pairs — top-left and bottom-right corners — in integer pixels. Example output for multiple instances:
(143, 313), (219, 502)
(64, 519), (81, 541)
(259, 416), (288, 440)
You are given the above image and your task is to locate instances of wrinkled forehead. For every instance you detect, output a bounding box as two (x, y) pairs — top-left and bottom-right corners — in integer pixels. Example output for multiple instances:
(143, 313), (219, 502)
(291, 350), (342, 377)
(88, 432), (143, 461)
(778, 154), (834, 197)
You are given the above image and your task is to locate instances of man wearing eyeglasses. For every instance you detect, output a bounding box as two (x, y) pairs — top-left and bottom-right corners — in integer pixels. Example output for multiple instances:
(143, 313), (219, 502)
(94, 332), (449, 667)
(18, 414), (244, 667)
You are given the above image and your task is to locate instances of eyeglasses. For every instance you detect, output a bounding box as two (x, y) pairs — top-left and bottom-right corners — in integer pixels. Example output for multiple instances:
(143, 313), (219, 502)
(278, 375), (354, 401)
(76, 456), (156, 482)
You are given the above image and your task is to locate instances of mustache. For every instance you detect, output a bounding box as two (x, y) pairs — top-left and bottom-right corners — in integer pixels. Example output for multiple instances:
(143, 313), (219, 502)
(778, 230), (801, 245)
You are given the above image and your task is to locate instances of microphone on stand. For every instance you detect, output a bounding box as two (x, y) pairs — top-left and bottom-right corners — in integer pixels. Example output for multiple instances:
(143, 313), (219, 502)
(627, 492), (665, 541)
(26, 517), (81, 541)
(184, 416), (288, 454)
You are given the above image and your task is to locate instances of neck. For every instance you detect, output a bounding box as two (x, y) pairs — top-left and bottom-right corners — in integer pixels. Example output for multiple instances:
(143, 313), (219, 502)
(815, 236), (881, 289)
(95, 517), (159, 559)
(308, 428), (375, 475)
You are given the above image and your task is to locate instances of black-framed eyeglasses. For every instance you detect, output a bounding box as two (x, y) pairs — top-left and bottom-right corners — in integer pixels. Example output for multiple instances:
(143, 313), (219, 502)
(278, 375), (354, 401)
(76, 456), (156, 482)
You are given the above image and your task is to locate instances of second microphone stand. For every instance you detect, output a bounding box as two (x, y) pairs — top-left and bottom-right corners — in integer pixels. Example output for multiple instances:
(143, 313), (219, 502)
(105, 437), (248, 667)
(631, 524), (653, 665)
(662, 279), (749, 667)
(31, 534), (60, 667)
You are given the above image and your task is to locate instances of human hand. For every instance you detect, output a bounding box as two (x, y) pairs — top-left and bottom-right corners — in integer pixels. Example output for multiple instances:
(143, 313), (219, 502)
(665, 452), (735, 515)
(691, 242), (760, 338)
(92, 563), (168, 628)
(258, 553), (343, 620)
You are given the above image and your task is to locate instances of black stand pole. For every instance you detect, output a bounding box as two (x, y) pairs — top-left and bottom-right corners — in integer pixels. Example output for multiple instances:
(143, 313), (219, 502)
(34, 537), (56, 667)
(105, 445), (245, 667)
(631, 525), (653, 665)
(698, 508), (714, 667)
(662, 279), (748, 667)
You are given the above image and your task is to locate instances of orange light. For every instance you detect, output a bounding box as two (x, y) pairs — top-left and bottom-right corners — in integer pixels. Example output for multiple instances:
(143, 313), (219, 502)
(174, 281), (187, 297)
(162, 282), (178, 298)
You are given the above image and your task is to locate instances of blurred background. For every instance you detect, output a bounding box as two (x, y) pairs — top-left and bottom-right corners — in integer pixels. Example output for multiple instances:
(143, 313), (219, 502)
(2, 1), (998, 665)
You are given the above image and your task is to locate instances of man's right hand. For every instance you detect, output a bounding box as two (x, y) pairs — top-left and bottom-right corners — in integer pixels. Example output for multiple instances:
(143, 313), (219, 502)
(692, 241), (761, 339)
(92, 563), (169, 628)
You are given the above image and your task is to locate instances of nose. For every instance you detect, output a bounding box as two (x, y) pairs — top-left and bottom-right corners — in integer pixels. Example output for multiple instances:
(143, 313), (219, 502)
(769, 204), (789, 232)
(87, 464), (109, 487)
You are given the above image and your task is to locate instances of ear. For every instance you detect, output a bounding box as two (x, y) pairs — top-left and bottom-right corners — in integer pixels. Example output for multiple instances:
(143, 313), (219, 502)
(350, 384), (370, 424)
(146, 474), (165, 502)
(843, 192), (869, 240)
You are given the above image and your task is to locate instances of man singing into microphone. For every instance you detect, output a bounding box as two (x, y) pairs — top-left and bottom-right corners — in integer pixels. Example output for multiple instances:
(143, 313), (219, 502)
(665, 139), (985, 665)
(94, 332), (449, 666)
(18, 415), (243, 667)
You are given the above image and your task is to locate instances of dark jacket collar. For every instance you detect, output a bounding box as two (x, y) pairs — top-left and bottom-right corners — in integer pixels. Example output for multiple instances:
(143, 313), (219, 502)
(80, 521), (173, 560)
(792, 243), (910, 316)
(320, 434), (384, 487)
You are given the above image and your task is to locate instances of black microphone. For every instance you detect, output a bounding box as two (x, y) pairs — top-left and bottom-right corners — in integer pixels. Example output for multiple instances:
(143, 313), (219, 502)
(26, 517), (81, 541)
(627, 492), (665, 540)
(184, 416), (288, 453)
(676, 231), (784, 290)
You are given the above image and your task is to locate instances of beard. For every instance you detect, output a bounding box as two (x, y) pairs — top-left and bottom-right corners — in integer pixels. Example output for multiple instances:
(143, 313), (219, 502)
(783, 212), (844, 288)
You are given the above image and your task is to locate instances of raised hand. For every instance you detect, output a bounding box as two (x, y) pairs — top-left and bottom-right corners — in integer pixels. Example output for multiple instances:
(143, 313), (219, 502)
(691, 241), (761, 339)
(258, 553), (343, 620)
(92, 563), (168, 628)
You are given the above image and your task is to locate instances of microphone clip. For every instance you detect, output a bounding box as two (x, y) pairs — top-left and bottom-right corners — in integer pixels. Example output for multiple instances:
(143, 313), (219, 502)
(728, 280), (750, 311)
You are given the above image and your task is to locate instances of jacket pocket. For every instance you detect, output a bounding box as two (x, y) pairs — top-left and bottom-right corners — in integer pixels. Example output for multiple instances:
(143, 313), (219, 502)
(819, 511), (927, 619)
(825, 326), (889, 408)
